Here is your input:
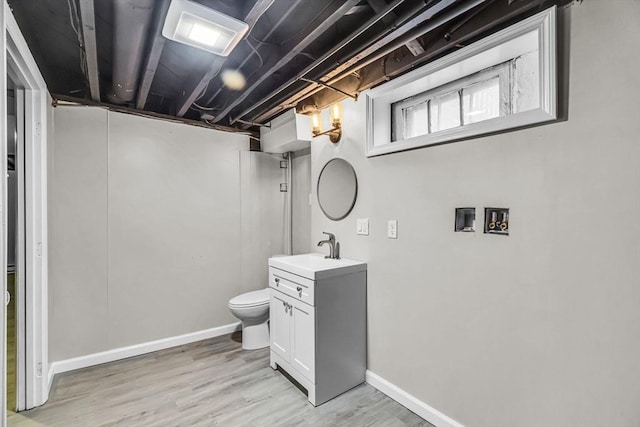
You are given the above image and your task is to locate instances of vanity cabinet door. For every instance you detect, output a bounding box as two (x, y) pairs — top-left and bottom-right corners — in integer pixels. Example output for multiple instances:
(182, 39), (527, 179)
(270, 291), (291, 361)
(291, 302), (315, 383)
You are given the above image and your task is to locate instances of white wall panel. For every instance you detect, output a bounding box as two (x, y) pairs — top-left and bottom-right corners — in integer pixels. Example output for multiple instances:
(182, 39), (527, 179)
(107, 112), (247, 348)
(50, 107), (109, 361)
(50, 107), (251, 358)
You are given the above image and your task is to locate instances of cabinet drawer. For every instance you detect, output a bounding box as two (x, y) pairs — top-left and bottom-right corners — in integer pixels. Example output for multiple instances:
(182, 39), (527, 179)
(269, 267), (315, 306)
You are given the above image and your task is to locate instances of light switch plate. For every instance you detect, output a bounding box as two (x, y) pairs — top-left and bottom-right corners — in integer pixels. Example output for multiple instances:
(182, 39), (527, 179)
(357, 218), (369, 235)
(387, 220), (398, 239)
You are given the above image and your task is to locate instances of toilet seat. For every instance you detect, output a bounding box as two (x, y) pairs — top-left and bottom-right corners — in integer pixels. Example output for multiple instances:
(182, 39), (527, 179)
(228, 289), (270, 309)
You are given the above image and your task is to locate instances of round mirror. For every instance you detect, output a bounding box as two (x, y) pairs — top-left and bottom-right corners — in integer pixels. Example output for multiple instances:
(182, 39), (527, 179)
(317, 158), (358, 221)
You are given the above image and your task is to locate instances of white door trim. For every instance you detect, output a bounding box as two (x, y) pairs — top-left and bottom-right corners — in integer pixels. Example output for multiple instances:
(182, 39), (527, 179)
(3, 0), (49, 411)
(0, 1), (7, 423)
(14, 86), (26, 411)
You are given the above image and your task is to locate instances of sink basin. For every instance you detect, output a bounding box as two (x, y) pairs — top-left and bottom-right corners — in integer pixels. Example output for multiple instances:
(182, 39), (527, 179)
(268, 253), (366, 280)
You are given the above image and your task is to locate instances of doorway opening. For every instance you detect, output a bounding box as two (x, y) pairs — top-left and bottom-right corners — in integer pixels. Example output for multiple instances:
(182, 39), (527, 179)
(6, 75), (26, 414)
(2, 5), (51, 417)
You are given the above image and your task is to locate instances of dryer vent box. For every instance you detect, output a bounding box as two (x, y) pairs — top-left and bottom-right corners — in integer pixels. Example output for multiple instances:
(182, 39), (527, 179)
(260, 109), (312, 154)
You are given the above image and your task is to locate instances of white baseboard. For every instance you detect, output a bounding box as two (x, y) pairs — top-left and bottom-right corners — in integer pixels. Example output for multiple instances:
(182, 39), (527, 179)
(366, 370), (464, 427)
(49, 322), (241, 383)
(47, 363), (55, 393)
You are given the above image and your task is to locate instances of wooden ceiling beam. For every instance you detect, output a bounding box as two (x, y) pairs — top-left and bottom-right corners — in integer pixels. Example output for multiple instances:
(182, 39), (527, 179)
(136, 0), (171, 110)
(211, 0), (362, 124)
(295, 0), (549, 114)
(174, 0), (276, 117)
(227, 0), (413, 126)
(78, 0), (100, 101)
(366, 0), (424, 56)
(244, 0), (473, 125)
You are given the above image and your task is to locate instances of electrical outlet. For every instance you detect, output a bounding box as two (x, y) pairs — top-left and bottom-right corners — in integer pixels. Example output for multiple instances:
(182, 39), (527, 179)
(357, 218), (369, 235)
(387, 220), (398, 239)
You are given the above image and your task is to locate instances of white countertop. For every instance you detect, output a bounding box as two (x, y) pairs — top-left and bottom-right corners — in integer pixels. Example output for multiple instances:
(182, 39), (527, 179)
(268, 253), (366, 280)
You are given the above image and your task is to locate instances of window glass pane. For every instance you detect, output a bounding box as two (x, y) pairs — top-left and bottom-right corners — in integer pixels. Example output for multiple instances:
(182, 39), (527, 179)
(403, 101), (429, 139)
(462, 76), (500, 124)
(512, 50), (540, 113)
(430, 91), (460, 132)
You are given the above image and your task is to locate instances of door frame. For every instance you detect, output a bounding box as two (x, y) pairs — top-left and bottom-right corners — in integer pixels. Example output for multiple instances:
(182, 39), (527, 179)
(2, 0), (49, 416)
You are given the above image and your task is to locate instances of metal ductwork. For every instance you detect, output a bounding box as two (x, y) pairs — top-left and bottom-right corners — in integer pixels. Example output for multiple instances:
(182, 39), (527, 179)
(107, 0), (155, 104)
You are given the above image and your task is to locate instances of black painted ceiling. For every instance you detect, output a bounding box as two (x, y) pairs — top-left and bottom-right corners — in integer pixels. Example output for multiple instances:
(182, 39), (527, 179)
(7, 0), (557, 133)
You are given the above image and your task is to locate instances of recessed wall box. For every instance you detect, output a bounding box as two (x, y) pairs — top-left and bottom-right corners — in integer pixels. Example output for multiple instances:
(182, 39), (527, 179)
(455, 208), (476, 232)
(484, 208), (509, 235)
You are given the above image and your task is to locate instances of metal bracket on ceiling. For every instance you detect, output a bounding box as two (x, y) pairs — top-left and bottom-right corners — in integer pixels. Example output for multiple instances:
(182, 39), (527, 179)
(299, 77), (358, 101)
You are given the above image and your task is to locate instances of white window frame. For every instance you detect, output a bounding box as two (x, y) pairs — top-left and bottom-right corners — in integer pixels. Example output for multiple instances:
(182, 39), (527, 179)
(391, 62), (510, 141)
(365, 6), (556, 157)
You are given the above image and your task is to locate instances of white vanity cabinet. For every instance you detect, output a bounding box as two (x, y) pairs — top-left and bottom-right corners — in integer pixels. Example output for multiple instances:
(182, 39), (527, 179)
(268, 253), (367, 406)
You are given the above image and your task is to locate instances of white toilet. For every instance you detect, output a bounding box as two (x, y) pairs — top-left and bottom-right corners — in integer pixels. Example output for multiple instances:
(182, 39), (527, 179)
(228, 288), (270, 350)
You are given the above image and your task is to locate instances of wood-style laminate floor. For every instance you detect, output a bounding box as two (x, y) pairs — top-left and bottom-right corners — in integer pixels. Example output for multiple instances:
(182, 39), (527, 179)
(8, 332), (432, 427)
(7, 272), (16, 412)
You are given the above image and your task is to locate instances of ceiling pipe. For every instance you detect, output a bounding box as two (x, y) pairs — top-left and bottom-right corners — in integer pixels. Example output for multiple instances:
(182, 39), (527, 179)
(227, 0), (414, 125)
(106, 0), (155, 104)
(77, 0), (100, 101)
(174, 0), (280, 117)
(136, 0), (171, 110)
(237, 0), (464, 125)
(288, 0), (545, 119)
(246, 0), (488, 125)
(211, 0), (362, 124)
(200, 0), (306, 107)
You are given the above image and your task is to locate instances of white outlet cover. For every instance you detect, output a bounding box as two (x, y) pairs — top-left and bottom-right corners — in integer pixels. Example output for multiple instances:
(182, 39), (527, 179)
(387, 220), (398, 239)
(357, 218), (369, 235)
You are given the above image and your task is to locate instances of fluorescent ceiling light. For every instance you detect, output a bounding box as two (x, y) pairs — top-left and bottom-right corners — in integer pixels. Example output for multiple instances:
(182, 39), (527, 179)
(162, 0), (248, 56)
(188, 23), (220, 47)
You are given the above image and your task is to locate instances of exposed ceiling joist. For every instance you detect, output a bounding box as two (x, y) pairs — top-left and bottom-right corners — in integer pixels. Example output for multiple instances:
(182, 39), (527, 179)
(247, 0), (489, 125)
(243, 0), (469, 125)
(366, 0), (424, 56)
(10, 0), (558, 133)
(243, 0), (275, 31)
(77, 0), (100, 101)
(211, 0), (362, 124)
(174, 0), (276, 117)
(175, 58), (225, 117)
(230, 0), (415, 125)
(323, 0), (461, 82)
(136, 0), (171, 110)
(201, 0), (304, 110)
(294, 0), (547, 114)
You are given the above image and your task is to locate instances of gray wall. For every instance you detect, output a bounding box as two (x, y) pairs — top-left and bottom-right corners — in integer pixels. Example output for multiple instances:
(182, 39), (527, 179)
(50, 107), (109, 359)
(239, 150), (287, 294)
(292, 149), (311, 254)
(310, 3), (640, 426)
(49, 107), (282, 361)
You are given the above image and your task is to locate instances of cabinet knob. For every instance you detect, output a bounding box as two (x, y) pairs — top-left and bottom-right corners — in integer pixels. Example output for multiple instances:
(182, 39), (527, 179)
(274, 278), (280, 286)
(296, 286), (302, 295)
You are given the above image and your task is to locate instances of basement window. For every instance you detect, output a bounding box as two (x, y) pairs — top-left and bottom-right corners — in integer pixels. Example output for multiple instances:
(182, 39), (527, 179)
(366, 7), (557, 157)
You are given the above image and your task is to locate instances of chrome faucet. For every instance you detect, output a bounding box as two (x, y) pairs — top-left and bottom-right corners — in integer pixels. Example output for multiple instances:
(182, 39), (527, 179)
(317, 232), (340, 259)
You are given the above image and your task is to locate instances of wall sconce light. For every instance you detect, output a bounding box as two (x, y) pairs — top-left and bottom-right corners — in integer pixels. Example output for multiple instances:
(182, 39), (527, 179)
(311, 103), (342, 143)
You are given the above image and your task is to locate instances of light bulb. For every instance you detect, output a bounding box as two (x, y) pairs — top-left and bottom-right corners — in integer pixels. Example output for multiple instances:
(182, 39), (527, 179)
(330, 103), (342, 127)
(311, 113), (322, 134)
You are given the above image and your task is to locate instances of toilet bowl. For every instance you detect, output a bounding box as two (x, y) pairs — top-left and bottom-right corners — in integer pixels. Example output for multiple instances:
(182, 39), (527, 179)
(228, 288), (270, 350)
